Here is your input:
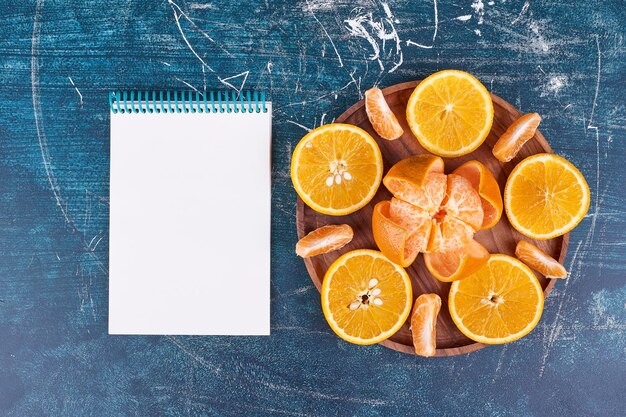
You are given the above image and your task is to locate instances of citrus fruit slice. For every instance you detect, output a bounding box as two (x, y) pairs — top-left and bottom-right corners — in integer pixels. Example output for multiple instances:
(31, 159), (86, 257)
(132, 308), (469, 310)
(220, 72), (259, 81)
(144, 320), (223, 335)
(492, 113), (542, 162)
(515, 240), (568, 278)
(449, 254), (544, 344)
(291, 123), (383, 216)
(452, 160), (503, 229)
(410, 294), (441, 357)
(365, 87), (404, 140)
(296, 224), (354, 258)
(321, 249), (413, 345)
(504, 153), (590, 239)
(406, 70), (494, 157)
(424, 239), (490, 282)
(383, 154), (446, 215)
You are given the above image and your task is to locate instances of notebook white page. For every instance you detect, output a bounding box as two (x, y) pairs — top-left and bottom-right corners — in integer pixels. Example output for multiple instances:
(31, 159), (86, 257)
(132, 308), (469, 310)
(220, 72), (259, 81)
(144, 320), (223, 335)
(109, 104), (271, 335)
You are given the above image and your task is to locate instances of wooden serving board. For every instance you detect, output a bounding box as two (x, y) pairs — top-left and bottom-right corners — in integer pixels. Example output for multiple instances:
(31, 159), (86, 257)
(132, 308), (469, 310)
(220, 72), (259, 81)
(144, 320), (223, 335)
(296, 81), (568, 356)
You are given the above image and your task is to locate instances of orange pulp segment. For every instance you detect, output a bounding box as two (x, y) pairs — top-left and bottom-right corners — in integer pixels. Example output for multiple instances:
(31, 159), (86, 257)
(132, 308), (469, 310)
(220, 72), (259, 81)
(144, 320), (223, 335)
(515, 240), (568, 278)
(411, 294), (442, 357)
(493, 113), (542, 162)
(452, 160), (503, 230)
(321, 249), (413, 345)
(291, 123), (383, 216)
(296, 224), (354, 258)
(365, 87), (404, 140)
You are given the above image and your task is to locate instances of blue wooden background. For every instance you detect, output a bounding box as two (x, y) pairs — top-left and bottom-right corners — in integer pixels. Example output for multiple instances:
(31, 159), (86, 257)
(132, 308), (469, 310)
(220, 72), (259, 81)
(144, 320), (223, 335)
(0, 0), (624, 415)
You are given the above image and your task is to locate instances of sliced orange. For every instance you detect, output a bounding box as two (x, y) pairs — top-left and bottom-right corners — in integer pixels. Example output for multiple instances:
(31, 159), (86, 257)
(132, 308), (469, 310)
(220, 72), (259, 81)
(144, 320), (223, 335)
(383, 154), (446, 215)
(410, 294), (441, 357)
(493, 113), (542, 162)
(424, 239), (490, 282)
(296, 224), (354, 258)
(291, 123), (383, 216)
(449, 254), (544, 344)
(365, 87), (404, 140)
(321, 249), (413, 345)
(504, 153), (590, 239)
(452, 160), (503, 229)
(515, 240), (568, 278)
(406, 70), (494, 157)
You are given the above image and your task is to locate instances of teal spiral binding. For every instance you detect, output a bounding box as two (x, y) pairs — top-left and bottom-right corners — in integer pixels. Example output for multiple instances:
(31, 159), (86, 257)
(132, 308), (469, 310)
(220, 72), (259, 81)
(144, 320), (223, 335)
(109, 90), (269, 114)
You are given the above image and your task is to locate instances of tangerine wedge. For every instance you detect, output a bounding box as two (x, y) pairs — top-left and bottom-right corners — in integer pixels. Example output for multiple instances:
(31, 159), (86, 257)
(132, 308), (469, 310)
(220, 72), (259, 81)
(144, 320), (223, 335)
(411, 294), (442, 357)
(515, 240), (568, 279)
(296, 224), (354, 258)
(493, 113), (542, 162)
(365, 87), (404, 140)
(452, 160), (503, 230)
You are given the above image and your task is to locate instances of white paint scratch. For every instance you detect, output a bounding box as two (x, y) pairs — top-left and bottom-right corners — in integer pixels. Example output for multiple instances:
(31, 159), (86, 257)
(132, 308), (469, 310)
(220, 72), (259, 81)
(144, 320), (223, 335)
(219, 71), (249, 94)
(406, 0), (438, 49)
(68, 76), (83, 107)
(286, 120), (312, 132)
(471, 0), (485, 25)
(171, 8), (214, 72)
(511, 0), (530, 25)
(455, 15), (472, 22)
(175, 77), (200, 92)
(305, 0), (344, 67)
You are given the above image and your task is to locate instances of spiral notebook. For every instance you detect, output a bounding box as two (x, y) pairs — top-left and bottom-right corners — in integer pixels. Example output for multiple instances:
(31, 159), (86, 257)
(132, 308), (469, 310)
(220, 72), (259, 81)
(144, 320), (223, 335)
(108, 91), (271, 335)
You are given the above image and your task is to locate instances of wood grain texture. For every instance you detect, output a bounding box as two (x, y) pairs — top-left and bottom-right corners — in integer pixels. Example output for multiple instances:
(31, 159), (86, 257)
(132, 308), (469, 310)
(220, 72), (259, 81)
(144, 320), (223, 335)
(0, 0), (624, 416)
(297, 81), (567, 356)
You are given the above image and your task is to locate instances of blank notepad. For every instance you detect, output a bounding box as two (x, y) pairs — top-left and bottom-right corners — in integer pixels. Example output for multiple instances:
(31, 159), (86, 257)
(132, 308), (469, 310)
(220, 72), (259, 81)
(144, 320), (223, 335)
(108, 91), (271, 335)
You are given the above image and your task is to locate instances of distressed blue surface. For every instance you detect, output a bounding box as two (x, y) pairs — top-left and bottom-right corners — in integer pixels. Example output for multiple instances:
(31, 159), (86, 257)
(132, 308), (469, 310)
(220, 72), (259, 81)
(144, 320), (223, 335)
(0, 0), (624, 416)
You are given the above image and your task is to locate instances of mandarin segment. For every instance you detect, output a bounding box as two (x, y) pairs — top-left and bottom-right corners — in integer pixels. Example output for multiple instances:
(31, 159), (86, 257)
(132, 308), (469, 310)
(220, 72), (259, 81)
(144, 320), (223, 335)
(442, 174), (484, 231)
(515, 240), (568, 278)
(452, 160), (503, 229)
(291, 123), (383, 216)
(406, 70), (494, 157)
(372, 201), (420, 267)
(296, 224), (354, 258)
(321, 250), (413, 345)
(493, 113), (542, 162)
(410, 294), (442, 357)
(365, 87), (404, 140)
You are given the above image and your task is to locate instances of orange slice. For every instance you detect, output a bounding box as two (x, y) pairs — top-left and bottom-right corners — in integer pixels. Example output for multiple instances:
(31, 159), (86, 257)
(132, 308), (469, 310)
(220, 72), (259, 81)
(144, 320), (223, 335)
(383, 154), (446, 215)
(452, 160), (503, 229)
(321, 249), (413, 345)
(291, 123), (383, 216)
(515, 240), (568, 278)
(365, 87), (404, 140)
(406, 70), (494, 157)
(449, 254), (544, 344)
(296, 224), (354, 258)
(504, 153), (590, 239)
(410, 294), (441, 357)
(493, 113), (542, 162)
(424, 239), (490, 282)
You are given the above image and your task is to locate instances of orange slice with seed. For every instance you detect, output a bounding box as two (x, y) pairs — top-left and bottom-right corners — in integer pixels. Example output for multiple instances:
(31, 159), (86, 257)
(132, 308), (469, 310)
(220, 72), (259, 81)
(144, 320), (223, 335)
(515, 240), (568, 278)
(493, 113), (542, 162)
(452, 160), (503, 230)
(365, 87), (404, 140)
(424, 239), (490, 282)
(411, 294), (442, 357)
(296, 224), (354, 258)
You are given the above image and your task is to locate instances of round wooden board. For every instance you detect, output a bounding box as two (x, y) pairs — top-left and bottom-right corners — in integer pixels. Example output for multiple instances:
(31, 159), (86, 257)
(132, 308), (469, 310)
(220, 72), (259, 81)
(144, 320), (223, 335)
(296, 80), (569, 356)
